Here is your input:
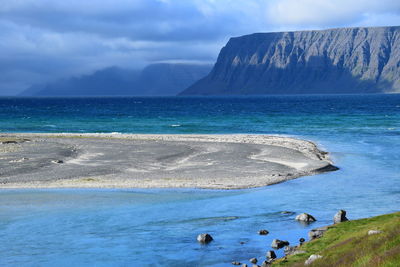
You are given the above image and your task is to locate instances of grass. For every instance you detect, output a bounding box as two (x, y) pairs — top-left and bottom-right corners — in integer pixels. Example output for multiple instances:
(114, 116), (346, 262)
(273, 212), (400, 267)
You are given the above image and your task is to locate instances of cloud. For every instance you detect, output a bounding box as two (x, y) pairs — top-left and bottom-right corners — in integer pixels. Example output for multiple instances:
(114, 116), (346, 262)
(266, 0), (400, 29)
(0, 0), (399, 95)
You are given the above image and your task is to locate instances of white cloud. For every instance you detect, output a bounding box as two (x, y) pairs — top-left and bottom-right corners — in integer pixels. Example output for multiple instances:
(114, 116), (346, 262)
(266, 0), (400, 29)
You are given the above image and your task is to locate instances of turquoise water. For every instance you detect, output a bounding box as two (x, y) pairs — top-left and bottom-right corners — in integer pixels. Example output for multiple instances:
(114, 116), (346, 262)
(0, 95), (399, 266)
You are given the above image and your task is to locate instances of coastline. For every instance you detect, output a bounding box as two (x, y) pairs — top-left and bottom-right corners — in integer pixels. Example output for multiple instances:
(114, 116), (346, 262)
(0, 133), (337, 189)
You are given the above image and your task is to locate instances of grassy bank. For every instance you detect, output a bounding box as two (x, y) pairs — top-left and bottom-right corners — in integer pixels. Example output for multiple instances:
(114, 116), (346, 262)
(273, 212), (400, 267)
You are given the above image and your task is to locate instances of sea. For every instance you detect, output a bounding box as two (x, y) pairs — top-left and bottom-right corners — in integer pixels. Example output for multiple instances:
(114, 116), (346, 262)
(0, 95), (399, 266)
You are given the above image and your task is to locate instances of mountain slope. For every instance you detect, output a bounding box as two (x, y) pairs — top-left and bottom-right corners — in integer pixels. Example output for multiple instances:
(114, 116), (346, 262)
(181, 26), (400, 95)
(135, 64), (211, 96)
(21, 64), (211, 96)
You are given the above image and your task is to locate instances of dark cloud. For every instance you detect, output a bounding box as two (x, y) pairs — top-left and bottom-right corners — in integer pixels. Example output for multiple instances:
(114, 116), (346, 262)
(0, 0), (399, 95)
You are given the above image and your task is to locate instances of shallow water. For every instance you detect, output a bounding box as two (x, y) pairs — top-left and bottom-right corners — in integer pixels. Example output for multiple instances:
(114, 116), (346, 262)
(0, 95), (399, 266)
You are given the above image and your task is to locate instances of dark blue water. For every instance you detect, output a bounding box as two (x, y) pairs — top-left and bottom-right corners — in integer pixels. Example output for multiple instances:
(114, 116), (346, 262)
(0, 95), (399, 266)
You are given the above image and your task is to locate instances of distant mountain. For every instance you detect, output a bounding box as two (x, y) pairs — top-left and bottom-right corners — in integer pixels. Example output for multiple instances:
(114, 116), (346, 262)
(180, 26), (400, 95)
(135, 64), (212, 96)
(21, 64), (212, 96)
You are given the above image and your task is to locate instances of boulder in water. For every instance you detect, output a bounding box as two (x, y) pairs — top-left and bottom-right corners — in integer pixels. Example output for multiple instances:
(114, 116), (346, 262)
(295, 213), (316, 223)
(197, 233), (213, 244)
(266, 250), (277, 259)
(258, 229), (269, 235)
(333, 210), (348, 224)
(271, 239), (289, 249)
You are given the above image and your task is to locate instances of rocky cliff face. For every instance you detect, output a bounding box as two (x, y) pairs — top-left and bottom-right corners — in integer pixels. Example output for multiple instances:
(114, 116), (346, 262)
(181, 26), (400, 95)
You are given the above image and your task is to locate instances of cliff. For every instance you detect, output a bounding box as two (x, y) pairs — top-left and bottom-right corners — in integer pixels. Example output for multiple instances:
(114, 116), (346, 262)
(180, 26), (400, 95)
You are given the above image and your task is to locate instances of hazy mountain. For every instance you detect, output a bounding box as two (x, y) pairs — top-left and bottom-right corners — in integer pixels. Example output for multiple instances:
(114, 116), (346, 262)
(21, 64), (212, 96)
(136, 64), (212, 96)
(180, 26), (400, 95)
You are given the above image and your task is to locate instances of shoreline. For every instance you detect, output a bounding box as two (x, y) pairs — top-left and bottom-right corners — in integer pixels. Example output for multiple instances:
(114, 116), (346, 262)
(0, 133), (337, 189)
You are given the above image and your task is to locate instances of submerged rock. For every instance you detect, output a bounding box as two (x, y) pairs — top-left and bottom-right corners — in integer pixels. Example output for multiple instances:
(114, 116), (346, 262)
(308, 226), (329, 240)
(334, 210), (349, 224)
(271, 239), (289, 249)
(232, 261), (241, 265)
(305, 254), (323, 265)
(295, 213), (316, 223)
(197, 233), (213, 244)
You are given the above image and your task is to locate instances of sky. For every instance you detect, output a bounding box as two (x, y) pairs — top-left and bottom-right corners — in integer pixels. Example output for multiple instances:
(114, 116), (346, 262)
(1, 0), (400, 95)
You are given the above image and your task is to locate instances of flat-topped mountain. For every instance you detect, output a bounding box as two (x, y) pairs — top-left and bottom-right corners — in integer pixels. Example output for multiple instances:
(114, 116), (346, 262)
(180, 26), (400, 95)
(21, 63), (211, 96)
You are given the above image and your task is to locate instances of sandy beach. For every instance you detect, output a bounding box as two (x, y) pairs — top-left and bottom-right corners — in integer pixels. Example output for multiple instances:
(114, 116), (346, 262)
(0, 133), (337, 189)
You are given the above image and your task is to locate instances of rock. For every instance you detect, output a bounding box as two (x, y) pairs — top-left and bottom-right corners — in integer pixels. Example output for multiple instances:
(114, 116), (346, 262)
(284, 246), (298, 256)
(232, 261), (241, 265)
(197, 233), (213, 244)
(334, 210), (349, 224)
(51, 160), (64, 164)
(305, 254), (323, 265)
(241, 264), (248, 267)
(180, 26), (400, 96)
(261, 261), (271, 267)
(283, 246), (306, 256)
(368, 230), (383, 235)
(308, 226), (329, 240)
(295, 213), (316, 223)
(266, 250), (277, 259)
(258, 229), (269, 235)
(271, 239), (289, 249)
(249, 258), (257, 264)
(299, 237), (305, 245)
(1, 140), (18, 144)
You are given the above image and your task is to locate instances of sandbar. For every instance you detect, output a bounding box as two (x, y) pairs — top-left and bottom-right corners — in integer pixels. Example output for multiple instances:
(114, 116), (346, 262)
(0, 133), (337, 189)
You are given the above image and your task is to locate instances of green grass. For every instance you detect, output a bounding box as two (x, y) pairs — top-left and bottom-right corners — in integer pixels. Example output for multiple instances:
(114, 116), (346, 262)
(273, 212), (400, 267)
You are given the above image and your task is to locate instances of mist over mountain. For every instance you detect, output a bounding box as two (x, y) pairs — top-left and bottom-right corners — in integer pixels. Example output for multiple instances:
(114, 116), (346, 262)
(136, 64), (212, 96)
(181, 26), (400, 95)
(21, 64), (212, 96)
